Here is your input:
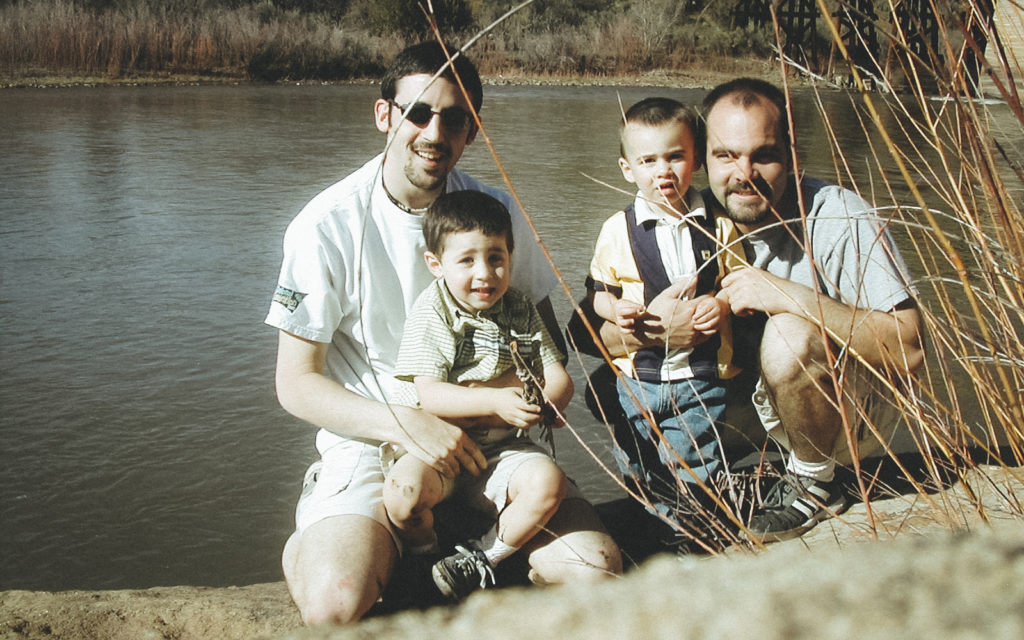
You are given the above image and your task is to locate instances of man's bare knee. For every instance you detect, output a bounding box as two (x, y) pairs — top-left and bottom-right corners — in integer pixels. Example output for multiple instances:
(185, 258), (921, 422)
(297, 573), (381, 626)
(760, 313), (831, 387)
(526, 498), (622, 584)
(283, 516), (396, 627)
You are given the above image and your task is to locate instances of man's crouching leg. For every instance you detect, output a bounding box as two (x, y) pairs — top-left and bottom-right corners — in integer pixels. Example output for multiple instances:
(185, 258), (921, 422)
(522, 497), (622, 584)
(283, 514), (397, 625)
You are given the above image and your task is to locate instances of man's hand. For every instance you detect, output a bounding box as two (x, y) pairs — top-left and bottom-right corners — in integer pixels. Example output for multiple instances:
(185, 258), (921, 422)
(395, 406), (487, 478)
(719, 267), (800, 317)
(640, 278), (706, 350)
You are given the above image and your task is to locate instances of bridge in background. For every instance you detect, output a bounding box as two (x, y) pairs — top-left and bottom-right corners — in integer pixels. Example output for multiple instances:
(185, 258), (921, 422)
(733, 0), (1018, 94)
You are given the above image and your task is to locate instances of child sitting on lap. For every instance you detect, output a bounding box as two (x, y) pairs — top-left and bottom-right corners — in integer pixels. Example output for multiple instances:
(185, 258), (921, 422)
(386, 189), (573, 601)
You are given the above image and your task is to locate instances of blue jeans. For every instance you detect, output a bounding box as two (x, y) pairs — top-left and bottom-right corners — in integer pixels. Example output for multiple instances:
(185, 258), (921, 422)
(615, 376), (727, 488)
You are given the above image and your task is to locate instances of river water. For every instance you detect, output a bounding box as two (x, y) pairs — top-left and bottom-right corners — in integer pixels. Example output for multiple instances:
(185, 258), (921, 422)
(0, 83), (1005, 591)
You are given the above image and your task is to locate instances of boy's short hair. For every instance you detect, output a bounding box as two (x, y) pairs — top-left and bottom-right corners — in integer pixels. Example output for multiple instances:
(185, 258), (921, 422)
(423, 190), (514, 256)
(382, 41), (483, 112)
(701, 77), (789, 157)
(619, 97), (703, 166)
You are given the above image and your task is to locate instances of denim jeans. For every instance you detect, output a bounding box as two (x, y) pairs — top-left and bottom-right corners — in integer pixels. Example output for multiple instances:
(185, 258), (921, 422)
(615, 376), (728, 488)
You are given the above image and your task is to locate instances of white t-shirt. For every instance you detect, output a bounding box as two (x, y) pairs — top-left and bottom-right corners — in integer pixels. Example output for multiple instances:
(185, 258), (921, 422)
(265, 155), (557, 454)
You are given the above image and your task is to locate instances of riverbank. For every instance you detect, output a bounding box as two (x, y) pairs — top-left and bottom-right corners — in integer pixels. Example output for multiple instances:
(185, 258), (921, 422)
(1, 58), (778, 90)
(4, 463), (1022, 640)
(0, 0), (778, 91)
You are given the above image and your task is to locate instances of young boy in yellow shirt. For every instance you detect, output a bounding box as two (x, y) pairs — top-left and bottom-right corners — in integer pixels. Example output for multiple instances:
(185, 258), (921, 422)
(588, 97), (742, 515)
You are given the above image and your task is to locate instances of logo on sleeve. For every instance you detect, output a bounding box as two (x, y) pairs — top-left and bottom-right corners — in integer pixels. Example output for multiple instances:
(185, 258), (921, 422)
(273, 286), (306, 313)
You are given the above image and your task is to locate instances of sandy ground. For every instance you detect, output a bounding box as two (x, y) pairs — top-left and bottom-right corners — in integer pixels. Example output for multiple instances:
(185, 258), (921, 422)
(3, 462), (1023, 640)
(0, 582), (298, 640)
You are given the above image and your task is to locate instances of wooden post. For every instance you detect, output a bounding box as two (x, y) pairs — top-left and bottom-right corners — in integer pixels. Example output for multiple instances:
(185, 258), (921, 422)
(833, 0), (881, 83)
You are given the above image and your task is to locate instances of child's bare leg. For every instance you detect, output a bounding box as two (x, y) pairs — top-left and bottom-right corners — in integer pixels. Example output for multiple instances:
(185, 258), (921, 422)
(483, 456), (567, 564)
(383, 454), (446, 553)
(431, 455), (567, 600)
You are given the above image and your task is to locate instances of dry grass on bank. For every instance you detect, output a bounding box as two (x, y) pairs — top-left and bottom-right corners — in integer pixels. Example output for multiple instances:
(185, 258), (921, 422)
(0, 0), (765, 85)
(0, 0), (400, 83)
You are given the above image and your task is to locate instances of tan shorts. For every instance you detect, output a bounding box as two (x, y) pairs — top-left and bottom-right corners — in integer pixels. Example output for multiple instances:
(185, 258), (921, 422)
(723, 362), (903, 465)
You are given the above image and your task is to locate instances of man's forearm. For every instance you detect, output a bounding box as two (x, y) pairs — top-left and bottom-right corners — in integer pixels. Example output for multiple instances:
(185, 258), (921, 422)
(598, 317), (654, 357)
(276, 331), (439, 444)
(721, 267), (923, 375)
(819, 299), (924, 374)
(277, 357), (419, 443)
(784, 285), (924, 374)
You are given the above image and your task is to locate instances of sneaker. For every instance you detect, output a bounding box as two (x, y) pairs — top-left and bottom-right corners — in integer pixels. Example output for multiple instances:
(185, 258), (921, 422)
(745, 474), (847, 543)
(431, 544), (496, 601)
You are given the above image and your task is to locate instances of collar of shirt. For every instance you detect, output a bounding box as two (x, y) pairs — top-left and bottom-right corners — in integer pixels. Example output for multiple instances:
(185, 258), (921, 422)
(632, 188), (706, 229)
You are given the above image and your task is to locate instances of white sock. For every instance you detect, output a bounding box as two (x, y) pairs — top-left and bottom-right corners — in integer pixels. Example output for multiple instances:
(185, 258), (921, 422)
(786, 454), (835, 482)
(480, 527), (518, 566)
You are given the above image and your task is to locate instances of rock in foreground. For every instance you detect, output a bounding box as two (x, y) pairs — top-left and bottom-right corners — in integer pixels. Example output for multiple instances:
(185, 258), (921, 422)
(4, 464), (1023, 640)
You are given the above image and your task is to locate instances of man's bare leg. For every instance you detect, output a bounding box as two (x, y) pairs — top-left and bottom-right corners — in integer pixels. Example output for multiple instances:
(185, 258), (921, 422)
(282, 514), (396, 625)
(759, 313), (842, 463)
(746, 313), (848, 542)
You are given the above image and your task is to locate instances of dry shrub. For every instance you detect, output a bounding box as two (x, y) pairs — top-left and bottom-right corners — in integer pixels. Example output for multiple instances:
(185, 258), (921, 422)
(0, 0), (396, 81)
(814, 0), (1024, 468)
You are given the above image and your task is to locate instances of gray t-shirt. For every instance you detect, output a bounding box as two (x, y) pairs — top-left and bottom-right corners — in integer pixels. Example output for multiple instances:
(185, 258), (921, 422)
(734, 176), (914, 313)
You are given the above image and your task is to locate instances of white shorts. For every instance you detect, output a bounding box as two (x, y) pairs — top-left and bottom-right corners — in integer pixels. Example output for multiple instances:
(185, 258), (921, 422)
(293, 438), (580, 549)
(294, 439), (397, 544)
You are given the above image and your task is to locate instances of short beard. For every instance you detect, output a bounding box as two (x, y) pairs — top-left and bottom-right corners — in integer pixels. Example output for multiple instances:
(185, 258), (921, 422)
(724, 198), (771, 226)
(404, 143), (452, 192)
(403, 164), (447, 192)
(724, 178), (774, 226)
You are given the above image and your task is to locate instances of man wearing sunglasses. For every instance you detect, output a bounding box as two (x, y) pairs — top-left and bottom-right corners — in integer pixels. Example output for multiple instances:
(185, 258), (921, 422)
(267, 41), (621, 626)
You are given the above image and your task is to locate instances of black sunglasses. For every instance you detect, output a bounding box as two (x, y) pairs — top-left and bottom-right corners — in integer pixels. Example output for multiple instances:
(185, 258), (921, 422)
(388, 99), (474, 132)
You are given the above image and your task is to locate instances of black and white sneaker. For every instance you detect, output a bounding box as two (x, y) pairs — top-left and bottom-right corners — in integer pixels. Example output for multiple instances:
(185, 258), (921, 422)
(431, 544), (496, 601)
(746, 474), (847, 543)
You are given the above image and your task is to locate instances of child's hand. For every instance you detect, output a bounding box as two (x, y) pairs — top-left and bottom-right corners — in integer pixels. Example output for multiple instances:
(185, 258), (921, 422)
(692, 294), (726, 335)
(614, 299), (646, 334)
(491, 387), (542, 428)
